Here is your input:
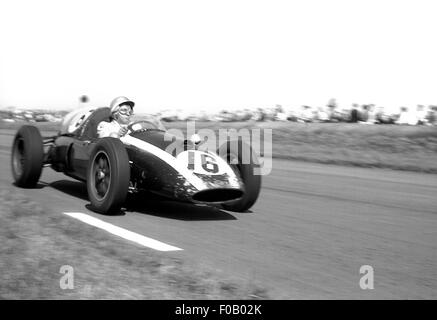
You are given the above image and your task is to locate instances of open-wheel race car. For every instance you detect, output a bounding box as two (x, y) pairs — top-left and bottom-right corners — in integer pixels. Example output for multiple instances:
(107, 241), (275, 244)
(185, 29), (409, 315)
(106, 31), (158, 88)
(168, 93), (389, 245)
(11, 107), (262, 214)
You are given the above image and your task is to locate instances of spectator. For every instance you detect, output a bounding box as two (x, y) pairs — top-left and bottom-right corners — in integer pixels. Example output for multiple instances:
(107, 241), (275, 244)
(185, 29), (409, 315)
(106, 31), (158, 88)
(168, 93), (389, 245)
(375, 106), (395, 124)
(359, 105), (369, 122)
(396, 107), (417, 125)
(350, 104), (359, 123)
(327, 98), (337, 109)
(317, 106), (330, 122)
(375, 107), (383, 124)
(426, 106), (437, 125)
(252, 108), (265, 121)
(327, 98), (337, 122)
(275, 104), (284, 113)
(366, 104), (376, 124)
(299, 105), (314, 122)
(416, 105), (427, 125)
(78, 95), (90, 109)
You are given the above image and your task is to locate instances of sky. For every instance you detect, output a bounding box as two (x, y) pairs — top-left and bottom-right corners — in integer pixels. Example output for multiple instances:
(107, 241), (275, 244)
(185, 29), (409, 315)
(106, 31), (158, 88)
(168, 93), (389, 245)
(0, 0), (436, 113)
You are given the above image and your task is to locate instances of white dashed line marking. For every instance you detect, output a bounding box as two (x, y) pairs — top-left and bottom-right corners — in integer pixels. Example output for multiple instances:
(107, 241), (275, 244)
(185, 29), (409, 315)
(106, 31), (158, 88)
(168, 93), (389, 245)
(63, 212), (183, 252)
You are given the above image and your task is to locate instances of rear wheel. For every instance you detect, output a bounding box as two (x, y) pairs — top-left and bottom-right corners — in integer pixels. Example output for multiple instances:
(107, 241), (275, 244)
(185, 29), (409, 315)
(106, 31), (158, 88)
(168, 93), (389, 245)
(86, 138), (130, 214)
(218, 139), (261, 212)
(11, 125), (44, 187)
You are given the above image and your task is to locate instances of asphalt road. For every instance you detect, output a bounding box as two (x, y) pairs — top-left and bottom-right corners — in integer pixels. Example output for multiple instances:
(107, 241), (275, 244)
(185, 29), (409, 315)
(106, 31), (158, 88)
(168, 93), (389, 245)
(0, 130), (436, 299)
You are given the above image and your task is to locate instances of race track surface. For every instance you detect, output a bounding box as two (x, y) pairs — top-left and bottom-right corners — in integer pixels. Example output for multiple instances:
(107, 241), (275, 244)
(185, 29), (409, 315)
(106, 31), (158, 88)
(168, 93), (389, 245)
(0, 130), (436, 299)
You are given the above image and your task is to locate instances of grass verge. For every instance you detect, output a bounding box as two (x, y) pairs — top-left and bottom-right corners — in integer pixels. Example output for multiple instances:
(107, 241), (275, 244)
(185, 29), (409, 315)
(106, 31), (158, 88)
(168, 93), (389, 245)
(0, 187), (269, 299)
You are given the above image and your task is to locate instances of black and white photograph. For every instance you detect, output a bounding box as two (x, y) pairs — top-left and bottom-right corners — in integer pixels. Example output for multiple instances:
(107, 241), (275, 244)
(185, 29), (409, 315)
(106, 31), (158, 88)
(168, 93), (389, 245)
(0, 0), (436, 306)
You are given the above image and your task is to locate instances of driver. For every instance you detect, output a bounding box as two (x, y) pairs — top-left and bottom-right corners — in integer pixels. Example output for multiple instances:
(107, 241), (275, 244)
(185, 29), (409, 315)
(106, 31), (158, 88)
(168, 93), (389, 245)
(97, 96), (135, 138)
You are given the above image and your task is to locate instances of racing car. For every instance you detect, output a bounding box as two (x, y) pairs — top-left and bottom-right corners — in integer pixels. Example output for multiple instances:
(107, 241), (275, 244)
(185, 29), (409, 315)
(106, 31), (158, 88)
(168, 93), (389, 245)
(10, 107), (261, 214)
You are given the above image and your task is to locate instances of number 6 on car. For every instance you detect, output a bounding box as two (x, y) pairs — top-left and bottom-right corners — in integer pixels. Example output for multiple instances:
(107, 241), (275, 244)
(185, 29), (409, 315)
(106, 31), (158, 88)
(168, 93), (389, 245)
(177, 151), (221, 175)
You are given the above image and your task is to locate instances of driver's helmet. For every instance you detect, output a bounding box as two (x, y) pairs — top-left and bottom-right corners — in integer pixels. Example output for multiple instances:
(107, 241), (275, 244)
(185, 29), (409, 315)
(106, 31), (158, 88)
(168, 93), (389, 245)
(110, 96), (135, 114)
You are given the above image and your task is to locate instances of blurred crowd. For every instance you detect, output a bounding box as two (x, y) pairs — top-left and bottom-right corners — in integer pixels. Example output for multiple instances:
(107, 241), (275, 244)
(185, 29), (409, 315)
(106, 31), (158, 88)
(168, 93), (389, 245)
(157, 99), (437, 125)
(285, 103), (437, 125)
(0, 109), (64, 123)
(2, 99), (437, 126)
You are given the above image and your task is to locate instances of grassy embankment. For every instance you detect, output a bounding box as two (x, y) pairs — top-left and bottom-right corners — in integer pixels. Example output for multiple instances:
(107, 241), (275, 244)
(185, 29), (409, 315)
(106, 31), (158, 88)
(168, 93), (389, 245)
(0, 188), (269, 299)
(166, 121), (437, 173)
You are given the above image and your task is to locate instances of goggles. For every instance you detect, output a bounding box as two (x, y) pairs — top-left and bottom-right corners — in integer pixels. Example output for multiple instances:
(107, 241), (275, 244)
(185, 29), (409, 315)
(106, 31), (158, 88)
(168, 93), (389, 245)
(118, 105), (133, 116)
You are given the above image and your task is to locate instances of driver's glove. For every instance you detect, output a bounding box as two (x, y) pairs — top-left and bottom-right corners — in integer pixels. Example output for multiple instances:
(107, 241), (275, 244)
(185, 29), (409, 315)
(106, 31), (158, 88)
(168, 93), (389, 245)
(118, 126), (128, 137)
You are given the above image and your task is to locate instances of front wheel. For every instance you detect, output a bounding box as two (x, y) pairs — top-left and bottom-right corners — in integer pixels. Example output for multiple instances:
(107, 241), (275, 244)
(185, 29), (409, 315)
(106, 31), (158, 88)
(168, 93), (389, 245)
(86, 138), (130, 214)
(11, 125), (44, 188)
(218, 139), (262, 212)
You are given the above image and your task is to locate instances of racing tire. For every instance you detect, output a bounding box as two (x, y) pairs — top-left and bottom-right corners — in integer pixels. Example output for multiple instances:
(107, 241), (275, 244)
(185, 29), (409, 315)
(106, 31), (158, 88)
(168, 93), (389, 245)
(11, 125), (44, 188)
(86, 138), (130, 214)
(218, 139), (261, 212)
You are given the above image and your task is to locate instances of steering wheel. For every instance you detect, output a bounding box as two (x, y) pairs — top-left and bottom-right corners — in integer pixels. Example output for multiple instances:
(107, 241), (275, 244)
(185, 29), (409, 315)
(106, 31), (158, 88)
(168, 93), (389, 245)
(126, 120), (161, 134)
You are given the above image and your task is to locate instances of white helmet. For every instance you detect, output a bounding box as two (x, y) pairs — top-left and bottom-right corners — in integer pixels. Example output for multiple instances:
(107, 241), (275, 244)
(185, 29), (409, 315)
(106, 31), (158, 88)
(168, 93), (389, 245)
(109, 96), (135, 114)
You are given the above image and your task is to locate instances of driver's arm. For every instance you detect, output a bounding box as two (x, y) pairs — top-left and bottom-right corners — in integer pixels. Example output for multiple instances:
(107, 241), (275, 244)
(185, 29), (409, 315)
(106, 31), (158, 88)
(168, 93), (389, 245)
(118, 125), (128, 137)
(97, 121), (120, 138)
